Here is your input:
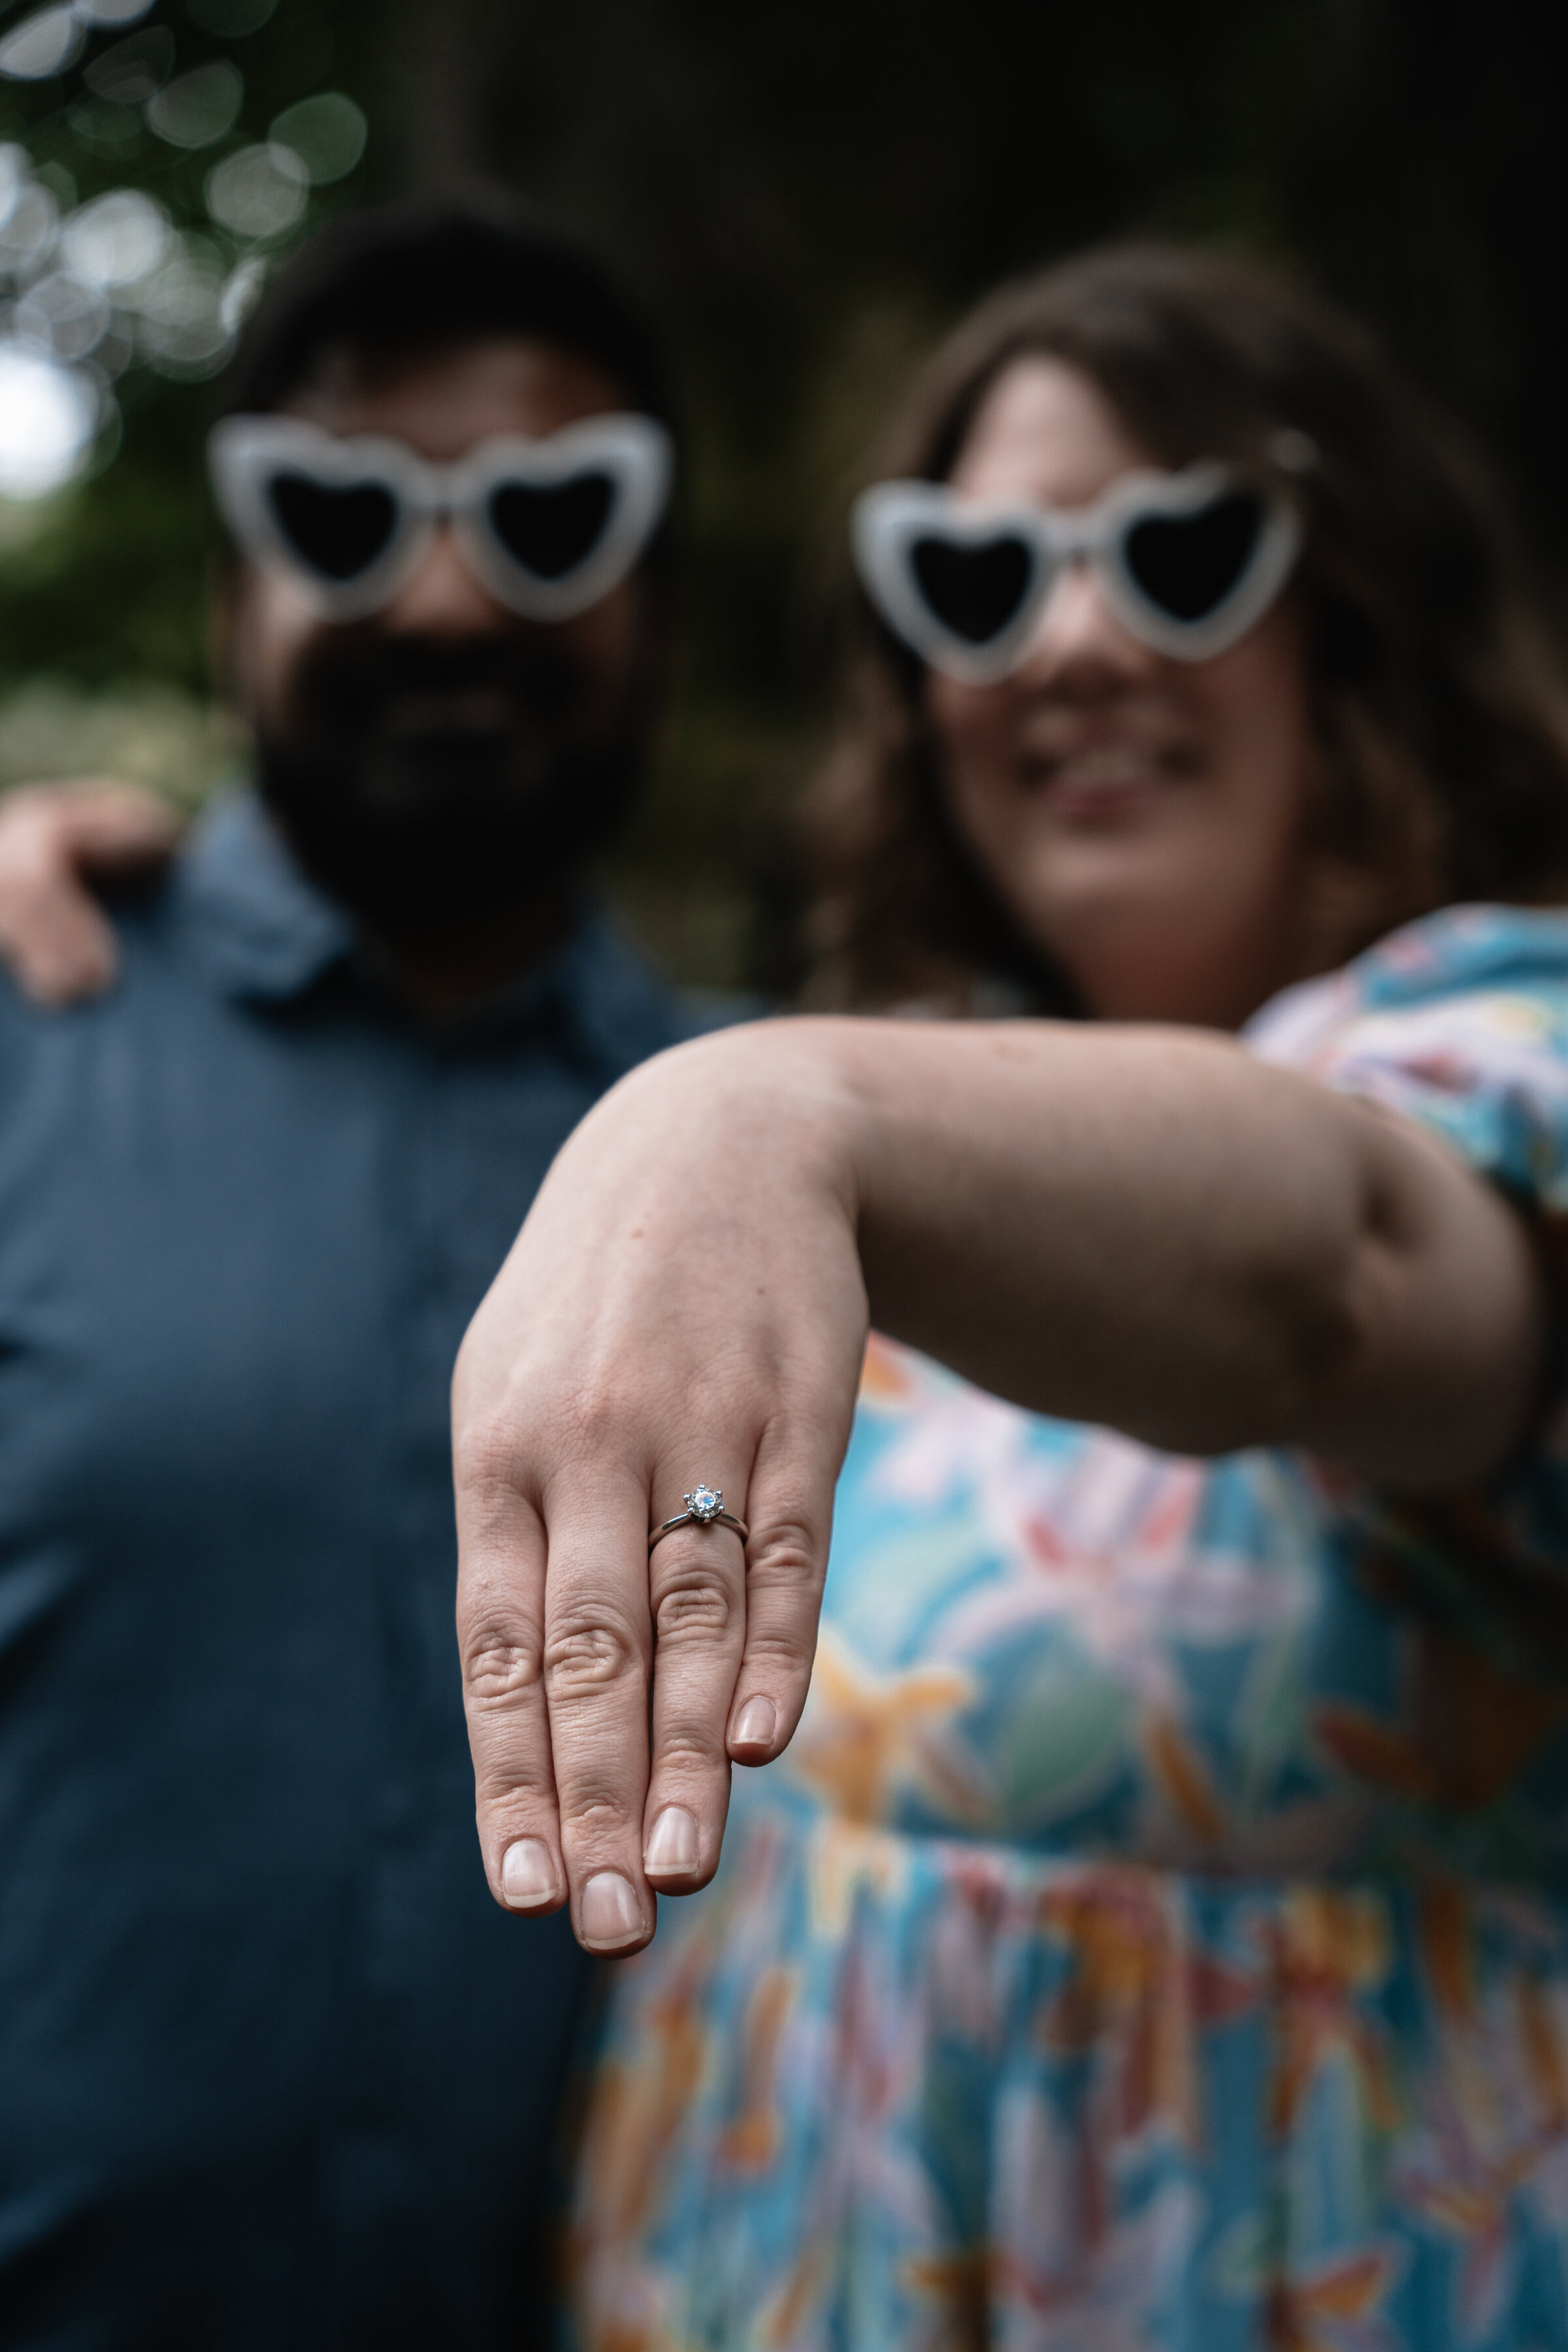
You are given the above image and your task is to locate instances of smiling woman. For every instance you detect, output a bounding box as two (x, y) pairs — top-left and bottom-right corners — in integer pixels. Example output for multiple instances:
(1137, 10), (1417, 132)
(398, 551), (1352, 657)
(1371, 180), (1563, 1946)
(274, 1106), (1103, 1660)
(915, 358), (1319, 1028)
(802, 244), (1568, 1023)
(448, 245), (1568, 2352)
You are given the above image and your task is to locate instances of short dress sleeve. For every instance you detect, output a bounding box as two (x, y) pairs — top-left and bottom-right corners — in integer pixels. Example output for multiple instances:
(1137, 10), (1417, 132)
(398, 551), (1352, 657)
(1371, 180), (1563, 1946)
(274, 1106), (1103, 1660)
(1248, 903), (1568, 1205)
(1249, 902), (1568, 1652)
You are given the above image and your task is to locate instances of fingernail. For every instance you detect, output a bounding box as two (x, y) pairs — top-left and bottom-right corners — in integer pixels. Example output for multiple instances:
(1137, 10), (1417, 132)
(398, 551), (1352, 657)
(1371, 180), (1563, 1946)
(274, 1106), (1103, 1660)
(501, 1838), (559, 1908)
(732, 1695), (777, 1752)
(644, 1805), (699, 1878)
(580, 1871), (645, 1950)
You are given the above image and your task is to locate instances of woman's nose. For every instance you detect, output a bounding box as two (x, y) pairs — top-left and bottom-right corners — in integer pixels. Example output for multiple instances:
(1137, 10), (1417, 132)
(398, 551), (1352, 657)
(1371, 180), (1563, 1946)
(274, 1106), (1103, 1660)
(380, 519), (509, 636)
(1013, 556), (1156, 689)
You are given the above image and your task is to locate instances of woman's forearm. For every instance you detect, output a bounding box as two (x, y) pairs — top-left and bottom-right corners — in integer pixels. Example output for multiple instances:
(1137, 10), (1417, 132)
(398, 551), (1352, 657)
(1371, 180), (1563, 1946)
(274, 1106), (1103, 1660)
(453, 1009), (1545, 1955)
(713, 1015), (1544, 1483)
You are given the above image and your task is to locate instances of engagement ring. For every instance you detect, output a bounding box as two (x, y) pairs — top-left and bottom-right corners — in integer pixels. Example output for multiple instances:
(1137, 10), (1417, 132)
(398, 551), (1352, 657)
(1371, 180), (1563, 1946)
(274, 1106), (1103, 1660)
(648, 1485), (749, 1552)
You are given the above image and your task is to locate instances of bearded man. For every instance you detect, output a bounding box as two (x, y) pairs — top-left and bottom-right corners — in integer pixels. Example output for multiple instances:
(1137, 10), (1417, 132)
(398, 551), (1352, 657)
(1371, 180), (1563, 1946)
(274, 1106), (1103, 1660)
(0, 196), (716, 2350)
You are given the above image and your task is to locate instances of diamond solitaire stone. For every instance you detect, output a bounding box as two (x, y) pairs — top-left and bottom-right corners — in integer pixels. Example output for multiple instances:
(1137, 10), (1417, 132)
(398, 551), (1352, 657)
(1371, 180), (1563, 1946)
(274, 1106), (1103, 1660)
(686, 1486), (723, 1522)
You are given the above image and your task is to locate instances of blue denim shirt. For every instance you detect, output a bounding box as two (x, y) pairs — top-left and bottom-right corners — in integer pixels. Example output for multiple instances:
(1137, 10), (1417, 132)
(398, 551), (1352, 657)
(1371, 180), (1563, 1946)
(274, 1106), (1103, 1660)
(0, 794), (715, 2349)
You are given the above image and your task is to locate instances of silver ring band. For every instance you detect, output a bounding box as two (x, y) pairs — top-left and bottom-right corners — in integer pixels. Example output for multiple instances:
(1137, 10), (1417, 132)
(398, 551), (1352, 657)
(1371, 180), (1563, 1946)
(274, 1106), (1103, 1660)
(648, 1509), (747, 1551)
(648, 1485), (749, 1554)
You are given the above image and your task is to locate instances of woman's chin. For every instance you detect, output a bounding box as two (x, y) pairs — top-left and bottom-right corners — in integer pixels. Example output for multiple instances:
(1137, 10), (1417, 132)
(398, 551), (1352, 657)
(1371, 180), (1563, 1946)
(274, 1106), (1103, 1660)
(1015, 874), (1290, 1025)
(1011, 830), (1219, 934)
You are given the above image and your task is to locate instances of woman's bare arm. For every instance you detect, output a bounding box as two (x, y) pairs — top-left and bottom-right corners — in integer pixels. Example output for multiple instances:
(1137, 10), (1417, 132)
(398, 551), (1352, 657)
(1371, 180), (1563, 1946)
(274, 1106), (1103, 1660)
(453, 1016), (1543, 1953)
(845, 1017), (1539, 1480)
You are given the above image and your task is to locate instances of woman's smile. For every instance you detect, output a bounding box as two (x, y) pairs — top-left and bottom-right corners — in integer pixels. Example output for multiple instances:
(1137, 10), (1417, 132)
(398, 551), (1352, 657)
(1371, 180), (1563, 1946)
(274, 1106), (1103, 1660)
(1015, 715), (1207, 822)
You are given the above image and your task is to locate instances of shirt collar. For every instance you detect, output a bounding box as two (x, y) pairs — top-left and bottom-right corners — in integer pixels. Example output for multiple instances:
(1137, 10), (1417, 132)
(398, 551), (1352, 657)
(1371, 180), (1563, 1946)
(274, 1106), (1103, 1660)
(182, 791), (356, 1002)
(179, 788), (694, 1080)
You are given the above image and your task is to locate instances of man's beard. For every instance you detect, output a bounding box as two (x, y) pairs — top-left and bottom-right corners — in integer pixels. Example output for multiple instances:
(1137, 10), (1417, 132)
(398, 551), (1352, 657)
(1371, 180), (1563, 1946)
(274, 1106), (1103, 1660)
(254, 628), (649, 943)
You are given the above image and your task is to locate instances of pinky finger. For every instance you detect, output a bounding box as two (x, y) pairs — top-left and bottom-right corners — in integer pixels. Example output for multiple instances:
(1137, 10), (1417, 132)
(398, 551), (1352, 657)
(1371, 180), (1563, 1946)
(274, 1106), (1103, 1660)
(725, 1424), (843, 1766)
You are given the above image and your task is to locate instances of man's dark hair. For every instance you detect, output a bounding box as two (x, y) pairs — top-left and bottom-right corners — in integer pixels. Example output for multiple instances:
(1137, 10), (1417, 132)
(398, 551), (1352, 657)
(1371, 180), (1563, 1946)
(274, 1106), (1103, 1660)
(223, 192), (675, 432)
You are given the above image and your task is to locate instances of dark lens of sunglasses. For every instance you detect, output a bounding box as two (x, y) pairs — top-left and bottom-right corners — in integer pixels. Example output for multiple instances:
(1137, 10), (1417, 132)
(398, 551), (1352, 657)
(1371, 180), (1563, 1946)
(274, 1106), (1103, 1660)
(268, 473), (400, 583)
(909, 533), (1034, 645)
(1124, 491), (1264, 624)
(488, 472), (615, 581)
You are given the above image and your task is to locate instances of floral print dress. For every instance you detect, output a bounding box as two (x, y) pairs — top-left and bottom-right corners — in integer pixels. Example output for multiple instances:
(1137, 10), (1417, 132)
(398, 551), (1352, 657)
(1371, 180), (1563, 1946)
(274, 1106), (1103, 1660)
(567, 906), (1568, 2352)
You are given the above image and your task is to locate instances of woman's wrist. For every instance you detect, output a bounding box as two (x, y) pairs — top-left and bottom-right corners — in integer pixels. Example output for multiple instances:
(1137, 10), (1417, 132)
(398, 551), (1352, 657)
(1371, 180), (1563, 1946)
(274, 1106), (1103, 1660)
(626, 1016), (883, 1240)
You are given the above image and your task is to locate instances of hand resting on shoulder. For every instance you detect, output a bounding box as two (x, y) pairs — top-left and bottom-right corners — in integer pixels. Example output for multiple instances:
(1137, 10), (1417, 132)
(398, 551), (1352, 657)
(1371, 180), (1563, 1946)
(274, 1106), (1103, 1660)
(0, 781), (184, 1004)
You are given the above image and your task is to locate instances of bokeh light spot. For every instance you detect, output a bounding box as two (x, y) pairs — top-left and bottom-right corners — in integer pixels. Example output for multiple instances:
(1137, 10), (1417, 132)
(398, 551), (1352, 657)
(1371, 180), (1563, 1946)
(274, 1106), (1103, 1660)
(0, 7), (85, 82)
(14, 270), (110, 362)
(146, 58), (243, 148)
(82, 26), (174, 105)
(131, 237), (229, 375)
(0, 179), (60, 275)
(218, 252), (267, 335)
(204, 140), (307, 240)
(0, 346), (100, 497)
(269, 93), (366, 184)
(63, 188), (171, 289)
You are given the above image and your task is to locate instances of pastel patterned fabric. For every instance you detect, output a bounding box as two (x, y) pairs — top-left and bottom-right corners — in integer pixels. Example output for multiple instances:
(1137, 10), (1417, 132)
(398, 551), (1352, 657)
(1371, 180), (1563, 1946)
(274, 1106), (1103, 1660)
(568, 907), (1568, 2352)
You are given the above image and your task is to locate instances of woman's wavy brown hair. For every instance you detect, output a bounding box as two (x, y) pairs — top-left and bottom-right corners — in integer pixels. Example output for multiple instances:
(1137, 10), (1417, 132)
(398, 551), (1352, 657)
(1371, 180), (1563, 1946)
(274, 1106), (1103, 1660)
(800, 243), (1568, 1012)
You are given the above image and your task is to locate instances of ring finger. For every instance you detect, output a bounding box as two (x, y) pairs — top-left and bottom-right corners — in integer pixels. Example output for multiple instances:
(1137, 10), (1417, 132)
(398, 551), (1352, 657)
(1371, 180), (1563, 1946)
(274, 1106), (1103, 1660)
(642, 1466), (751, 1893)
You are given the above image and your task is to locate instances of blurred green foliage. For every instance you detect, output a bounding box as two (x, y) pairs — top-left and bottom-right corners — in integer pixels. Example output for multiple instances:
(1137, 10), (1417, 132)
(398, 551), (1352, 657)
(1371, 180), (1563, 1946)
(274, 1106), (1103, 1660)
(0, 0), (1562, 985)
(0, 0), (386, 687)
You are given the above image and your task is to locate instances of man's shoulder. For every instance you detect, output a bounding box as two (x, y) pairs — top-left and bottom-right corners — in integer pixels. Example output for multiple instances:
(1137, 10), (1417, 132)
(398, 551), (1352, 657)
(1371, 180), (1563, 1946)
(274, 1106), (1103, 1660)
(0, 795), (334, 1079)
(0, 861), (186, 1038)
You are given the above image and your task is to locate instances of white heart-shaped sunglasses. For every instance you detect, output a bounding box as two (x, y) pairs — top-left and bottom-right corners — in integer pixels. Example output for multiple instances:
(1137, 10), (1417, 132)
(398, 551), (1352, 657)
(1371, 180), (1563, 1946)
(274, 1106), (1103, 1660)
(208, 412), (673, 623)
(852, 462), (1302, 681)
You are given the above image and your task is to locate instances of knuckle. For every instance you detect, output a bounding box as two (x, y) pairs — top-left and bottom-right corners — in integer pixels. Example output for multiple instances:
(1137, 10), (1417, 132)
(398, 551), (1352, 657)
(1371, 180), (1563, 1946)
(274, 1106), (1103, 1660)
(561, 1380), (630, 1450)
(532, 1368), (642, 1460)
(560, 1794), (640, 1844)
(474, 1755), (553, 1805)
(462, 1625), (543, 1703)
(652, 1561), (738, 1645)
(454, 1414), (527, 1499)
(741, 1619), (819, 1674)
(652, 1733), (726, 1778)
(544, 1612), (643, 1695)
(746, 1523), (826, 1592)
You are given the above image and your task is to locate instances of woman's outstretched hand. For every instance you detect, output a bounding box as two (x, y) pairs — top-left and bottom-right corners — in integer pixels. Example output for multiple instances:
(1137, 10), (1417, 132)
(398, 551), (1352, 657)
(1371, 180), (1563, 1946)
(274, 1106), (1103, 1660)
(451, 1027), (872, 1955)
(453, 1015), (1543, 1953)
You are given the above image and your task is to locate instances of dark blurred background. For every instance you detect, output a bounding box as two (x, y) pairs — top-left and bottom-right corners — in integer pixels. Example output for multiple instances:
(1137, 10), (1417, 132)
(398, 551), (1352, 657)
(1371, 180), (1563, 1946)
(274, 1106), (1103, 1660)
(0, 0), (1561, 984)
